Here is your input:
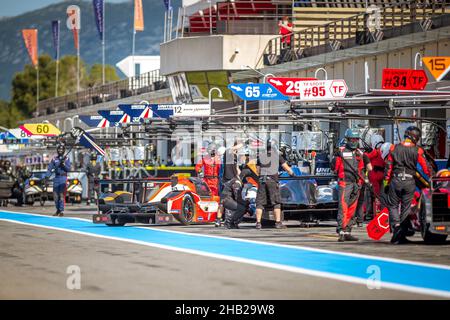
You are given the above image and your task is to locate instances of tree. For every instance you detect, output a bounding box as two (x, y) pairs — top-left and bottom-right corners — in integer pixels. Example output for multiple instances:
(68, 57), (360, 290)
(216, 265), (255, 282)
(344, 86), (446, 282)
(9, 54), (87, 120)
(87, 64), (120, 88)
(8, 54), (120, 126)
(0, 100), (13, 128)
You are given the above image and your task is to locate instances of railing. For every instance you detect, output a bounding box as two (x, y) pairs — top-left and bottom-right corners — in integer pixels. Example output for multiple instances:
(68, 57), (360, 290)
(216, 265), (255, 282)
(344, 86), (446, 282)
(176, 0), (291, 37)
(36, 69), (167, 117)
(258, 0), (449, 67)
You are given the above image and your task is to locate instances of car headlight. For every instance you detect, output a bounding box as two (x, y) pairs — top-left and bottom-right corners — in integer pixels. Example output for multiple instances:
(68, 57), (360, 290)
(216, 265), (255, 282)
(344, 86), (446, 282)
(30, 180), (35, 186)
(73, 179), (79, 185)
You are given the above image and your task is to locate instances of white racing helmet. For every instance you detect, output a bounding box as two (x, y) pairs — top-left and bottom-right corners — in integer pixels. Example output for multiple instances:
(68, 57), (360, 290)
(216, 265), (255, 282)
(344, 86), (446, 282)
(217, 146), (226, 156)
(371, 134), (384, 150)
(380, 142), (392, 160)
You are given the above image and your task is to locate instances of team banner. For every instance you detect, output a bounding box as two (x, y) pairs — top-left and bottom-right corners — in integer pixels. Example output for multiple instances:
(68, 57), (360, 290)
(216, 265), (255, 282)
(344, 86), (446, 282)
(79, 115), (111, 128)
(22, 29), (38, 67)
(98, 110), (130, 125)
(119, 104), (152, 122)
(150, 104), (174, 118)
(163, 0), (171, 11)
(51, 21), (60, 60)
(92, 0), (104, 40)
(66, 5), (81, 49)
(134, 0), (144, 31)
(71, 127), (106, 156)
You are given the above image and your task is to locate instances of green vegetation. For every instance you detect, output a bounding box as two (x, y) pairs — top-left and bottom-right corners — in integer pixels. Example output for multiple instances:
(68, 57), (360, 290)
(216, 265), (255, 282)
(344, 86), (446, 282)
(0, 54), (120, 128)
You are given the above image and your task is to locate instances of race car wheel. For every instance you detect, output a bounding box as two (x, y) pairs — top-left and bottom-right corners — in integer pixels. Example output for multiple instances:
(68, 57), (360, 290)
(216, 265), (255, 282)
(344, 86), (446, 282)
(175, 194), (195, 225)
(26, 196), (34, 206)
(421, 223), (448, 244)
(419, 201), (448, 244)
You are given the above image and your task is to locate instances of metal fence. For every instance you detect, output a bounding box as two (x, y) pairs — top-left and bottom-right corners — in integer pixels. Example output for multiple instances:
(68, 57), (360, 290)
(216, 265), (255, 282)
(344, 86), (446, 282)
(36, 69), (167, 117)
(175, 0), (292, 37)
(259, 0), (449, 66)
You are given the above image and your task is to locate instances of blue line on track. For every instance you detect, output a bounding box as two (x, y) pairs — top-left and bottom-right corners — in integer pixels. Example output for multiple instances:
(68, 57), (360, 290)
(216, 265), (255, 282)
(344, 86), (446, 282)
(1, 211), (449, 296)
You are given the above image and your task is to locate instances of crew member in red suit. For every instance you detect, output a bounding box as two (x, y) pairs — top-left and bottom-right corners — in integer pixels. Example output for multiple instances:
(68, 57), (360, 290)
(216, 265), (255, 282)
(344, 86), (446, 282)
(196, 143), (221, 197)
(331, 129), (372, 242)
(278, 16), (293, 49)
(366, 134), (385, 197)
(356, 134), (386, 218)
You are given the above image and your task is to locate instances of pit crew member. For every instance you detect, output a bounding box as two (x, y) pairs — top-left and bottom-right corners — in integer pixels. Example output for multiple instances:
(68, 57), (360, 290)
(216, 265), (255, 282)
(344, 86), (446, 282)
(195, 143), (221, 197)
(385, 126), (431, 244)
(85, 152), (101, 205)
(46, 144), (71, 216)
(332, 129), (372, 242)
(255, 139), (294, 230)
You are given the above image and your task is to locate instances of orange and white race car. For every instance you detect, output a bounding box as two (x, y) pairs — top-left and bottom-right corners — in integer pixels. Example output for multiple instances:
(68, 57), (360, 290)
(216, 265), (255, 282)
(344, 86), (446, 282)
(93, 175), (220, 226)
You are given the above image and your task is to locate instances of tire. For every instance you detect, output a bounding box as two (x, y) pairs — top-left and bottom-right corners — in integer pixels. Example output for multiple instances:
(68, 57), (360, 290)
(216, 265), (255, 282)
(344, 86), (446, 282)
(175, 194), (195, 225)
(419, 200), (448, 244)
(421, 223), (448, 244)
(26, 196), (34, 206)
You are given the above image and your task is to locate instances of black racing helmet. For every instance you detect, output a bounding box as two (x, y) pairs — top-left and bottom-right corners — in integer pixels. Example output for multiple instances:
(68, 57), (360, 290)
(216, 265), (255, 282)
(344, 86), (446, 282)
(90, 151), (98, 161)
(56, 144), (66, 156)
(404, 126), (421, 144)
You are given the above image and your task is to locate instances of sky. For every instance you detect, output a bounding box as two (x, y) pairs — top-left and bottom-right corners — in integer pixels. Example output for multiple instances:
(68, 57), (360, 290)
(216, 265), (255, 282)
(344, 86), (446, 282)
(0, 0), (128, 17)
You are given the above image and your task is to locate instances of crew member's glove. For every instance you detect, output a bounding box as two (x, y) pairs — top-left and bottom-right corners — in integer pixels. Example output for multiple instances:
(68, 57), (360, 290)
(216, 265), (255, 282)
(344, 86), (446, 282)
(198, 170), (204, 178)
(383, 179), (389, 194)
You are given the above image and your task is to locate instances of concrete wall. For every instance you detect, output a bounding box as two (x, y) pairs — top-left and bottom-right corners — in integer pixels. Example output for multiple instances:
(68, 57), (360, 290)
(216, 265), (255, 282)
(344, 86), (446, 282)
(160, 35), (275, 75)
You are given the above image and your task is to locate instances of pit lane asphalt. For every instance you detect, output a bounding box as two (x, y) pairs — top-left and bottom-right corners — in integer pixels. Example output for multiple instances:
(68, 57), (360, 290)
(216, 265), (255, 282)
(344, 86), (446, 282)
(0, 203), (448, 299)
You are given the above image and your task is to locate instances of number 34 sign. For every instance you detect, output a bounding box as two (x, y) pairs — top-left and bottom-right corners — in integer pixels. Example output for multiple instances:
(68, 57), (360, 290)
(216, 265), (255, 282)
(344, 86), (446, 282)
(20, 123), (61, 136)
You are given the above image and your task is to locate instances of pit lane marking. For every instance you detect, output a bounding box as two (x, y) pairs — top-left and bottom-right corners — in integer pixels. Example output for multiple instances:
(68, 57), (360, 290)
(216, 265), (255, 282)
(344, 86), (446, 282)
(1, 210), (449, 298)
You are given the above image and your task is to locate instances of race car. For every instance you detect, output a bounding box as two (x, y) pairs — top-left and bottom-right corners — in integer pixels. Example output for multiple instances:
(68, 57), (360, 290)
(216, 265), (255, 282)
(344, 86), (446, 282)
(241, 166), (338, 223)
(416, 169), (450, 243)
(93, 174), (219, 226)
(371, 169), (450, 244)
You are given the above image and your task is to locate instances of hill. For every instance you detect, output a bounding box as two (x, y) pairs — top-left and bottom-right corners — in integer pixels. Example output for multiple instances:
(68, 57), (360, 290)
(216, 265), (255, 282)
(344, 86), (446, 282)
(0, 0), (172, 101)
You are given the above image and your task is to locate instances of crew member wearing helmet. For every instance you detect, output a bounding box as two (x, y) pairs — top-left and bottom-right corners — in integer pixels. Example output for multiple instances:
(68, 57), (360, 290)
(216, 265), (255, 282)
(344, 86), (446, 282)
(331, 128), (372, 242)
(356, 134), (386, 219)
(385, 126), (430, 244)
(215, 140), (245, 227)
(195, 142), (221, 197)
(85, 152), (101, 205)
(46, 144), (71, 216)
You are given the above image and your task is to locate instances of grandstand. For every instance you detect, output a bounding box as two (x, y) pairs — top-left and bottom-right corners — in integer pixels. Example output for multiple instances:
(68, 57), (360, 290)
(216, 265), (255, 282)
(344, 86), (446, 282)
(262, 0), (450, 66)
